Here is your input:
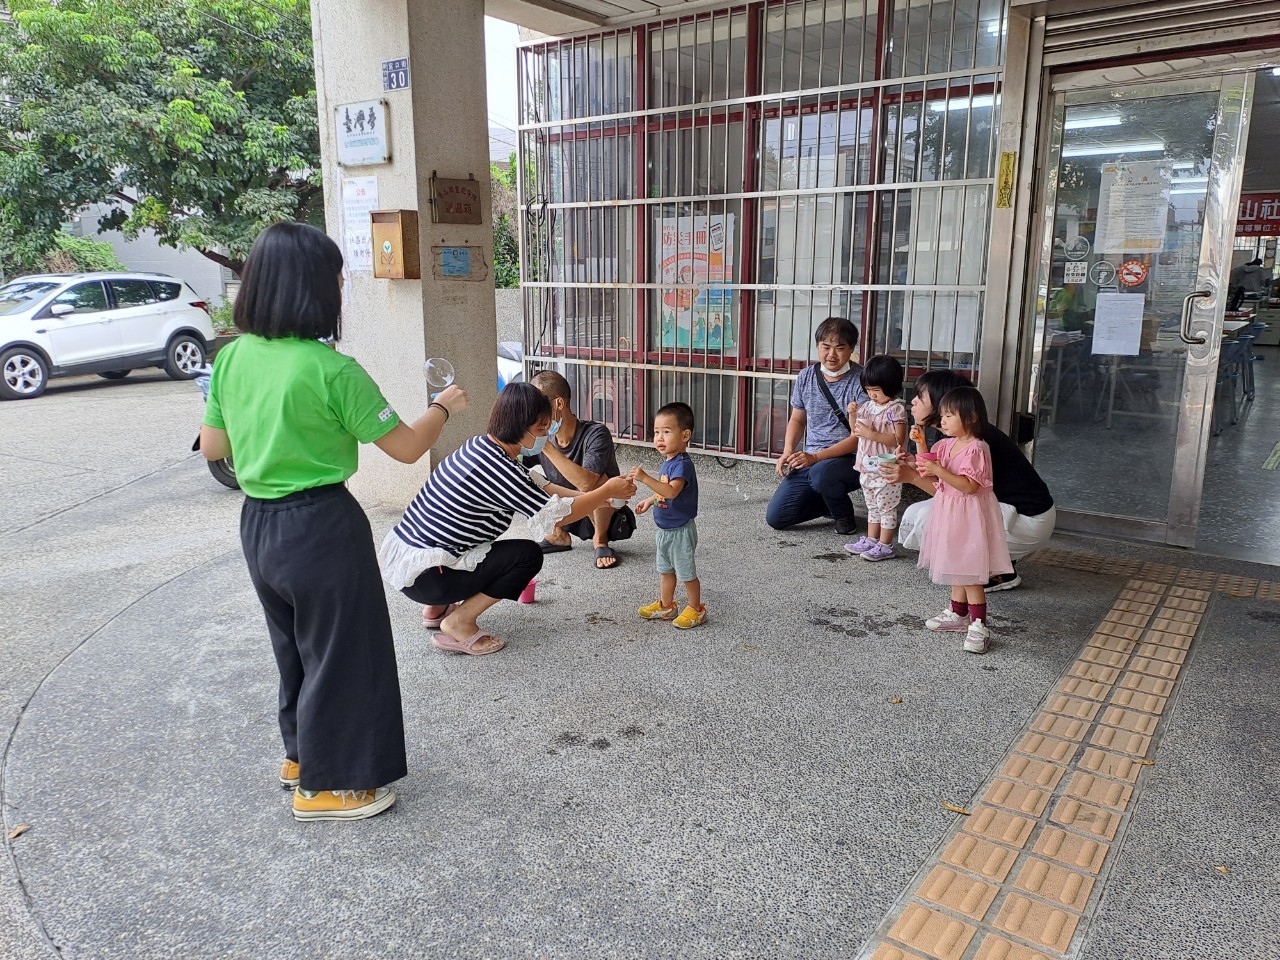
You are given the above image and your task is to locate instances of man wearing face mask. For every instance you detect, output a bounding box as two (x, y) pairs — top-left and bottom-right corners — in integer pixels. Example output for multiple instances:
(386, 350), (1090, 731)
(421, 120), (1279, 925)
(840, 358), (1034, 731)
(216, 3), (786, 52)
(765, 316), (871, 533)
(525, 371), (626, 569)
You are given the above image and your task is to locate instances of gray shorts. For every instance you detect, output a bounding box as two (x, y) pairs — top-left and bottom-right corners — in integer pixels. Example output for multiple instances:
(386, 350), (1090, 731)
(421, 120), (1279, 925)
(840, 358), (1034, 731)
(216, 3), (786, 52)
(655, 520), (698, 582)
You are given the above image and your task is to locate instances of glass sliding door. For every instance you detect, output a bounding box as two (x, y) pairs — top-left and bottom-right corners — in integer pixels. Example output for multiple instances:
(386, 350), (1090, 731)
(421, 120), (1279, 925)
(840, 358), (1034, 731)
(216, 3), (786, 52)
(1027, 73), (1252, 546)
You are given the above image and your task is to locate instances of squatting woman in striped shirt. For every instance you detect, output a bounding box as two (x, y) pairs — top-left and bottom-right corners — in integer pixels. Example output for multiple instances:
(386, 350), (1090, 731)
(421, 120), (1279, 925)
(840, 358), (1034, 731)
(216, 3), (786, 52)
(379, 382), (637, 656)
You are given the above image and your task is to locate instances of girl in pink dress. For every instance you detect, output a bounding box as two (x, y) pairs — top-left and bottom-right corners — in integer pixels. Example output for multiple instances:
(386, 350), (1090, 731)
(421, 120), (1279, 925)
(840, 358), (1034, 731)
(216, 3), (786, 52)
(915, 386), (1014, 654)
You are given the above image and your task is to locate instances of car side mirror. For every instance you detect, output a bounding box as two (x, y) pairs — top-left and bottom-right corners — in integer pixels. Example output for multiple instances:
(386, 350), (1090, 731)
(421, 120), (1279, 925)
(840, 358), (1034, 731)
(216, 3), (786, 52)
(50, 303), (74, 317)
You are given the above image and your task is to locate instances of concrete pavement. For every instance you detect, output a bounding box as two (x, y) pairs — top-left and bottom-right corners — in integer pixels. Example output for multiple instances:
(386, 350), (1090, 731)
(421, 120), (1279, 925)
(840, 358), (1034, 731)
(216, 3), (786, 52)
(1, 373), (1276, 959)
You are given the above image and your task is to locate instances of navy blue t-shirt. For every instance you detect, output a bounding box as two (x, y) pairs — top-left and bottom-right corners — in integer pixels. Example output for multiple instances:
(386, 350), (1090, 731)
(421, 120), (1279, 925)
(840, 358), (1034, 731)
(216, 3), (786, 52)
(653, 452), (698, 530)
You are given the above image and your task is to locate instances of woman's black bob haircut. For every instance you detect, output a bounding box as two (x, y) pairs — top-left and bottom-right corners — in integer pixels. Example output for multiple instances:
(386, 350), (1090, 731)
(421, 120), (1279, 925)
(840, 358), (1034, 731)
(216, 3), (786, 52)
(860, 355), (904, 398)
(938, 385), (990, 439)
(912, 369), (970, 427)
(234, 222), (344, 341)
(489, 382), (553, 444)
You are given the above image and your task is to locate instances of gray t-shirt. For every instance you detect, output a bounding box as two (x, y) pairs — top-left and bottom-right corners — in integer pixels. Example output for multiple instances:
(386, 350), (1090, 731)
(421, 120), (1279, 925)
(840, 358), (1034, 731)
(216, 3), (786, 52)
(790, 364), (870, 453)
(527, 419), (619, 489)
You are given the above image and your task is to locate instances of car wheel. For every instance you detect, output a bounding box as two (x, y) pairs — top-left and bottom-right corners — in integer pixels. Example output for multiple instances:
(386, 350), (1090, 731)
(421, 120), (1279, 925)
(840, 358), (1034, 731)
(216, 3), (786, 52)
(207, 456), (240, 490)
(98, 370), (131, 380)
(0, 347), (49, 400)
(164, 334), (206, 380)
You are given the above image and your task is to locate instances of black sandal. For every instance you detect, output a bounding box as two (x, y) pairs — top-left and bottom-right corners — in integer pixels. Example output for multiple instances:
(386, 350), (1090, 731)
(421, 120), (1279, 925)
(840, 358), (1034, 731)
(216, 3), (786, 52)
(594, 546), (620, 569)
(538, 540), (572, 554)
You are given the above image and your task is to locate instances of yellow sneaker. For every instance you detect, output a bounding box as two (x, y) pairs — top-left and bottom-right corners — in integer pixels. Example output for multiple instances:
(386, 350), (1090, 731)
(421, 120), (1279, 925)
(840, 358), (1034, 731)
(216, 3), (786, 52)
(292, 787), (396, 822)
(673, 604), (707, 630)
(638, 599), (678, 620)
(279, 759), (300, 790)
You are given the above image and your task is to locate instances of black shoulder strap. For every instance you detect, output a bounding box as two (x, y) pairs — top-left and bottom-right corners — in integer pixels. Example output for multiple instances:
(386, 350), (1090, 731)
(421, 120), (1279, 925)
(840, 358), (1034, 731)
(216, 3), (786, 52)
(812, 364), (851, 430)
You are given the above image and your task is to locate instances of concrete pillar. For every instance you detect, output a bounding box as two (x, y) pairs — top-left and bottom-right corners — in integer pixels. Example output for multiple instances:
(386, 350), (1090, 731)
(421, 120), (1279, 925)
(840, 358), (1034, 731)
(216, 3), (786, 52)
(311, 0), (497, 508)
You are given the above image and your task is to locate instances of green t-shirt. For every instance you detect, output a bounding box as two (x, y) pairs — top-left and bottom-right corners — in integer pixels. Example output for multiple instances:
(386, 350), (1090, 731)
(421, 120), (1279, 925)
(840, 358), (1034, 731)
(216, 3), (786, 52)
(203, 335), (400, 499)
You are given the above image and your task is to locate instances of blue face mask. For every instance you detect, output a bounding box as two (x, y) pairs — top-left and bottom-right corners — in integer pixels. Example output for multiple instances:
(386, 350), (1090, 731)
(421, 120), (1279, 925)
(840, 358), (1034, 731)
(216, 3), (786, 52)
(521, 432), (549, 457)
(547, 418), (562, 438)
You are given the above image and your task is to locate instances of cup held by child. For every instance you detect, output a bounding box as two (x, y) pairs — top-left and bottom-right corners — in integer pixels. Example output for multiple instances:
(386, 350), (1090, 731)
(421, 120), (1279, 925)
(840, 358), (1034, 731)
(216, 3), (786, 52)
(916, 451), (939, 476)
(518, 579), (538, 604)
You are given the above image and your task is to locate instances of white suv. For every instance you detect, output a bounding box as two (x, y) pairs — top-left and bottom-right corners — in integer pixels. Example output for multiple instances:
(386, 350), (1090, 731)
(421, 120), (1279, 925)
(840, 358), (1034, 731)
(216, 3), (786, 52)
(0, 272), (217, 400)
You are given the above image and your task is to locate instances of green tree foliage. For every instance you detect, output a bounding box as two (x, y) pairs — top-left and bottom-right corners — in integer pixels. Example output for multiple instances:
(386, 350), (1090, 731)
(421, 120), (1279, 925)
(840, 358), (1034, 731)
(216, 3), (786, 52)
(492, 154), (519, 289)
(0, 0), (320, 276)
(42, 233), (128, 274)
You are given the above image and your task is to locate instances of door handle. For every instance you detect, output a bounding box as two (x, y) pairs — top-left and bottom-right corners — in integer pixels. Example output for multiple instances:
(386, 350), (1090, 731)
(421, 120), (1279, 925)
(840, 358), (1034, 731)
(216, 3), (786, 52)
(1180, 290), (1211, 345)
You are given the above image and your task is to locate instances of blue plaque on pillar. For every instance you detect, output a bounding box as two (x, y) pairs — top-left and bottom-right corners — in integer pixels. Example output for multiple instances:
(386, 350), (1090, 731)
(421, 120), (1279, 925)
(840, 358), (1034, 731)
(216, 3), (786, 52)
(441, 247), (471, 277)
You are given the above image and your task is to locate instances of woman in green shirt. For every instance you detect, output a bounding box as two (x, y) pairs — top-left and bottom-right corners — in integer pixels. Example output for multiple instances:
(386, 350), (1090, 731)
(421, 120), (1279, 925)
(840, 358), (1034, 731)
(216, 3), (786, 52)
(201, 222), (467, 823)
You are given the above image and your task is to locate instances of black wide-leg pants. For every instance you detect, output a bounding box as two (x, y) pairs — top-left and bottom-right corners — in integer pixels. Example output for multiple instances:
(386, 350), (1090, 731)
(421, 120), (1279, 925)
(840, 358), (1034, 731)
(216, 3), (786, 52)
(240, 483), (407, 791)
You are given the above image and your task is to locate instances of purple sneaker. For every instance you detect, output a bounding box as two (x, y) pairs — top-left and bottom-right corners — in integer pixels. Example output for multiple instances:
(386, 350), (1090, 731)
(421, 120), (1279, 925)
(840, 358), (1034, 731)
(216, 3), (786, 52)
(844, 536), (877, 555)
(861, 542), (896, 562)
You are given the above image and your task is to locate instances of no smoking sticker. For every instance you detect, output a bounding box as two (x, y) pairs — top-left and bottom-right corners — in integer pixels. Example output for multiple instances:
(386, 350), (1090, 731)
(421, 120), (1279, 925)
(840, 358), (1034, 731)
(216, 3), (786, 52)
(1119, 259), (1148, 287)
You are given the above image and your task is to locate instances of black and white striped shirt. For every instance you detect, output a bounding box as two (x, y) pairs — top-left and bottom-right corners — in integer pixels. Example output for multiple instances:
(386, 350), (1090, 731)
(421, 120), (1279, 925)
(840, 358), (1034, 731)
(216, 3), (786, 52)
(393, 435), (550, 556)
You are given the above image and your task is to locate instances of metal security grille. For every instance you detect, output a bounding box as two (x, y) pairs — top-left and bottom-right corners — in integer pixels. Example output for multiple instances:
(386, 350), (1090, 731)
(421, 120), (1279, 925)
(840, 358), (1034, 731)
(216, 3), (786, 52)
(518, 0), (1007, 459)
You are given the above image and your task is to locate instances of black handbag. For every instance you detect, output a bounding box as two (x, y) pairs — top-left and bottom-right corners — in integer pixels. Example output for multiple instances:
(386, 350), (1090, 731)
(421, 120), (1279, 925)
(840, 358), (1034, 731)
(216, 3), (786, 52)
(607, 503), (637, 541)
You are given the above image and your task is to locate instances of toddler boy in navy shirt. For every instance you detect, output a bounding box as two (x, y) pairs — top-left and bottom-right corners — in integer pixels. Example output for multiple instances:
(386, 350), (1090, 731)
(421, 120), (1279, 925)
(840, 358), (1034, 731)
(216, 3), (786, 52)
(629, 402), (705, 629)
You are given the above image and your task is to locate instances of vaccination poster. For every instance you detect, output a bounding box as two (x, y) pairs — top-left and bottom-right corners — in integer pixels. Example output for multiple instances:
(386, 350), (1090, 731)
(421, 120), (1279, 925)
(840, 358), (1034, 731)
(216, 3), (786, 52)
(658, 214), (736, 351)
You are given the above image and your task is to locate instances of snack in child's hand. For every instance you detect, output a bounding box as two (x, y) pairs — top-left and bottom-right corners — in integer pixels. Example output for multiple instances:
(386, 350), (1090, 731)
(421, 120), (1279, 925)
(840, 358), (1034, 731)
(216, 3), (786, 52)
(910, 424), (929, 453)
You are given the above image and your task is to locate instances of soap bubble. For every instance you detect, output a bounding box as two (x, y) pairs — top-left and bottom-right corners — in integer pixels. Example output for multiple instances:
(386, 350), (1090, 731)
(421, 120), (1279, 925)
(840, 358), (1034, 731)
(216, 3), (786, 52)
(424, 357), (455, 390)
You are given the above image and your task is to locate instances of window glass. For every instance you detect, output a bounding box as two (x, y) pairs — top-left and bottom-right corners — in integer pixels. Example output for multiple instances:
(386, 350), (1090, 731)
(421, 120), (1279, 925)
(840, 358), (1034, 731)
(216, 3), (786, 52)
(51, 282), (108, 314)
(148, 281), (182, 301)
(108, 279), (158, 307)
(0, 281), (60, 316)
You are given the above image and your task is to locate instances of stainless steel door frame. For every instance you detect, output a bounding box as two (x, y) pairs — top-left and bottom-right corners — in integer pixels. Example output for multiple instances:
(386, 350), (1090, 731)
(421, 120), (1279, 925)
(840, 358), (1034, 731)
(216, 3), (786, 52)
(1168, 74), (1252, 545)
(1023, 69), (1253, 547)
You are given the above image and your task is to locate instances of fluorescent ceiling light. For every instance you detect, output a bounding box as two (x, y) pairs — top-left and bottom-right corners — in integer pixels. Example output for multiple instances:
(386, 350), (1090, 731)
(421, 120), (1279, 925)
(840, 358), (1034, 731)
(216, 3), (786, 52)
(1170, 188), (1205, 195)
(1062, 141), (1165, 157)
(1065, 115), (1121, 130)
(1173, 176), (1209, 184)
(928, 95), (999, 113)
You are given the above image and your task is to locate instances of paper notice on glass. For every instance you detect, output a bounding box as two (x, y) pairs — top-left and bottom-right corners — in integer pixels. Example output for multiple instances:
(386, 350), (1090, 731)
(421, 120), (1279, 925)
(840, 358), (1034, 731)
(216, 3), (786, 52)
(1092, 293), (1145, 356)
(1095, 161), (1170, 254)
(342, 176), (378, 272)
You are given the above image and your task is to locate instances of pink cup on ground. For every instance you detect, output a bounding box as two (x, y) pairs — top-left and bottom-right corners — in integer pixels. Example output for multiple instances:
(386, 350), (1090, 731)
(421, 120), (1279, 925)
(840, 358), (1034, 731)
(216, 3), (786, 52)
(518, 579), (538, 604)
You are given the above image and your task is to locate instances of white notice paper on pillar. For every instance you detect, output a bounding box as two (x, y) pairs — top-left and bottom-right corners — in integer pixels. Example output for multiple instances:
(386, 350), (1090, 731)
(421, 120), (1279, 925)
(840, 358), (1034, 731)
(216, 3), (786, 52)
(342, 177), (378, 272)
(1092, 293), (1145, 356)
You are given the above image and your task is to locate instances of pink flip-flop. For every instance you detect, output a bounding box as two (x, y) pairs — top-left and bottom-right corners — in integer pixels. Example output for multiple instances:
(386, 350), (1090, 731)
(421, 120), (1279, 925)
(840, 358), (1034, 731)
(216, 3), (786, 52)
(432, 630), (506, 656)
(421, 603), (457, 629)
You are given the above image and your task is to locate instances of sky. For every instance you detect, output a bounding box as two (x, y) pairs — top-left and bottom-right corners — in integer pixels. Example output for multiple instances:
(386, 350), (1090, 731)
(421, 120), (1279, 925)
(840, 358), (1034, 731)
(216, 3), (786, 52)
(485, 17), (521, 161)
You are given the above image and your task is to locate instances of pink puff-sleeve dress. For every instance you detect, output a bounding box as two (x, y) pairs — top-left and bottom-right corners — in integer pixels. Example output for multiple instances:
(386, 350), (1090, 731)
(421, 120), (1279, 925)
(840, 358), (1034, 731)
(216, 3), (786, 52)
(917, 437), (1014, 585)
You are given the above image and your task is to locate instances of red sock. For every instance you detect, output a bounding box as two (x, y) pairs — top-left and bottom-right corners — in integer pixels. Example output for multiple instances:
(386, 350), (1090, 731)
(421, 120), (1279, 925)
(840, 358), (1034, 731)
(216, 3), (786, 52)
(970, 603), (987, 624)
(951, 599), (969, 616)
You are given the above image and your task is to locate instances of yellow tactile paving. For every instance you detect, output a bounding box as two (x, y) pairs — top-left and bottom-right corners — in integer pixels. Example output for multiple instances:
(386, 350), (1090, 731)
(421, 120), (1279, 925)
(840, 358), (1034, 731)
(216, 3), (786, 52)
(1049, 797), (1123, 841)
(1087, 725), (1152, 758)
(859, 564), (1227, 960)
(1054, 677), (1112, 702)
(1066, 661), (1120, 684)
(1012, 857), (1096, 912)
(1077, 747), (1143, 782)
(1065, 772), (1133, 811)
(999, 755), (1065, 791)
(886, 903), (977, 960)
(1127, 657), (1182, 681)
(962, 805), (1037, 848)
(940, 834), (1019, 883)
(1016, 732), (1078, 764)
(917, 865), (1000, 920)
(992, 893), (1081, 953)
(1119, 672), (1174, 697)
(1030, 713), (1089, 742)
(983, 779), (1051, 817)
(972, 933), (1058, 960)
(1134, 642), (1186, 664)
(1032, 826), (1109, 874)
(870, 944), (914, 960)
